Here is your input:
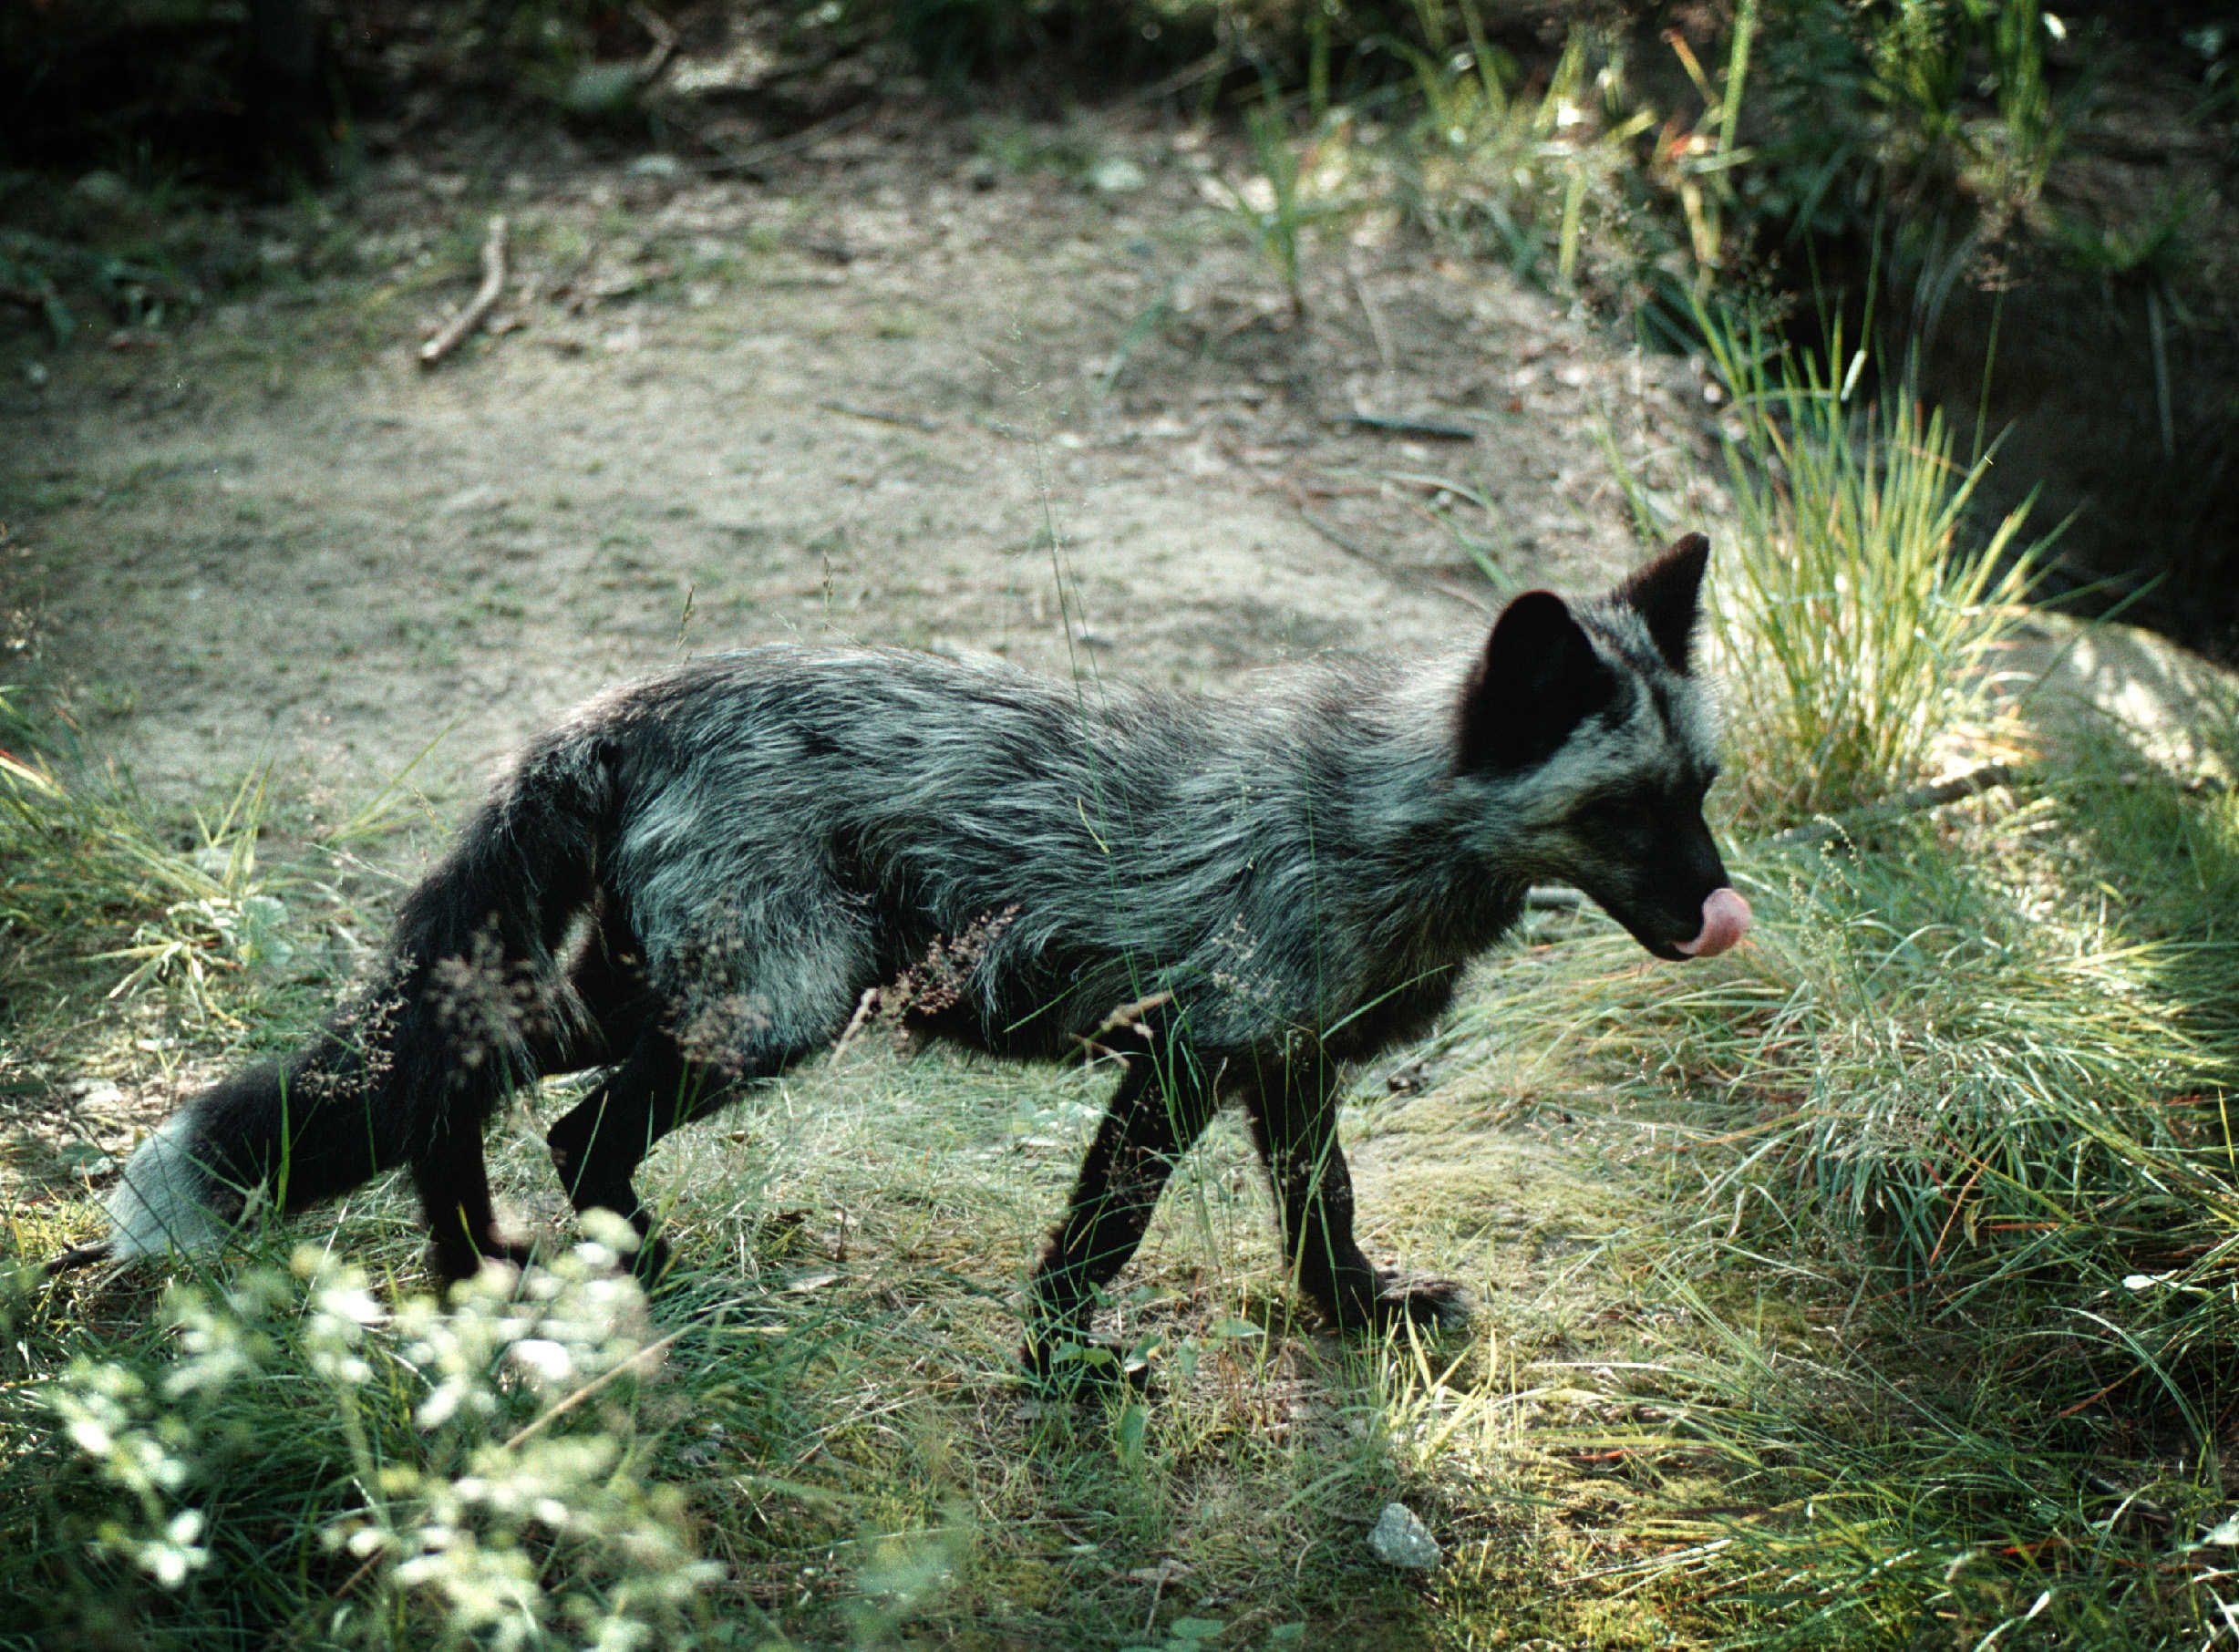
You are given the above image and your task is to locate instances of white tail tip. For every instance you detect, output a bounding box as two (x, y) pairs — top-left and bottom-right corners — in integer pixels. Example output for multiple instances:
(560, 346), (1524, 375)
(1675, 887), (1751, 958)
(103, 1115), (227, 1259)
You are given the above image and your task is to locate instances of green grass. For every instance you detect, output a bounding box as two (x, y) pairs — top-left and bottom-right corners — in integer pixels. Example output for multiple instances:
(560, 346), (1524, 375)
(10, 599), (2239, 1649)
(0, 692), (304, 1037)
(9, 435), (2239, 1645)
(1605, 299), (2053, 831)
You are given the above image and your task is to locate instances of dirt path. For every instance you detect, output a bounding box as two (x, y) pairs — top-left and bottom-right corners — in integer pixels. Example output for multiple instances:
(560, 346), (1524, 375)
(2, 99), (1737, 1207)
(5, 102), (1718, 809)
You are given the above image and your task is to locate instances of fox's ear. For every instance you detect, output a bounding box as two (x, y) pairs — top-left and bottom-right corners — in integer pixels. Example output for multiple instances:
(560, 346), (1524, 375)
(1613, 532), (1709, 673)
(1456, 589), (1616, 773)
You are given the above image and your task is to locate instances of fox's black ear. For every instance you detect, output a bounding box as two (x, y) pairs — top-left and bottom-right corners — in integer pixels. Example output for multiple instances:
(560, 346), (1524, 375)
(1614, 532), (1709, 673)
(1456, 589), (1616, 773)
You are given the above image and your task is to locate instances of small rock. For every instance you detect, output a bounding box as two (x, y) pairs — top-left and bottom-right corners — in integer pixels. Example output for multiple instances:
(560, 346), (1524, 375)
(627, 153), (683, 181)
(562, 62), (643, 117)
(1367, 1502), (1440, 1570)
(438, 484), (504, 518)
(71, 170), (132, 210)
(1089, 157), (1148, 194)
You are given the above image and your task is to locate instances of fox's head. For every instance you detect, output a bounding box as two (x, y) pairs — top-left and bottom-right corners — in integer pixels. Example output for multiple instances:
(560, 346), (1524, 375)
(1454, 532), (1749, 962)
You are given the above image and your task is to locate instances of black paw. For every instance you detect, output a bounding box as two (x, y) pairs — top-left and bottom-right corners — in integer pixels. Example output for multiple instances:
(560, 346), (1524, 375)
(427, 1238), (536, 1286)
(1307, 1266), (1473, 1335)
(1369, 1270), (1472, 1331)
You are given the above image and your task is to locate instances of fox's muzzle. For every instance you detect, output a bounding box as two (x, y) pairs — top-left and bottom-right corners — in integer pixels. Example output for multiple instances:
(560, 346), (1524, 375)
(1674, 887), (1751, 958)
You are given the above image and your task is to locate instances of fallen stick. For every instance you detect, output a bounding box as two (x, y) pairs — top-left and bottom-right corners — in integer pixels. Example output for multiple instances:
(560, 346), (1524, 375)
(698, 104), (877, 179)
(419, 214), (509, 368)
(628, 0), (677, 85)
(1297, 507), (1378, 564)
(819, 399), (940, 432)
(1346, 411), (1477, 441)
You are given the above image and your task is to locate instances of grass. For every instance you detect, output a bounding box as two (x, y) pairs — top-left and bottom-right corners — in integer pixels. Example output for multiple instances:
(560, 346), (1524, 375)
(8, 289), (2239, 1642)
(1367, 15), (1660, 304)
(1417, 655), (2239, 1644)
(4, 18), (2236, 1642)
(0, 692), (305, 1024)
(9, 514), (2239, 1650)
(1605, 298), (2053, 831)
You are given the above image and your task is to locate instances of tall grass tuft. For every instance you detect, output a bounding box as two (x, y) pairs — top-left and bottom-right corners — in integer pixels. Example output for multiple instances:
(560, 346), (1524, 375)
(1, 688), (294, 1017)
(1616, 303), (2051, 830)
(1396, 20), (1654, 291)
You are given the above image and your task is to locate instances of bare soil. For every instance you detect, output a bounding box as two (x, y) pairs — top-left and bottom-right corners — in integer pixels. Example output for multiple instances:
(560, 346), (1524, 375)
(4, 101), (1724, 811)
(11, 96), (2232, 1187)
(0, 96), (1743, 1246)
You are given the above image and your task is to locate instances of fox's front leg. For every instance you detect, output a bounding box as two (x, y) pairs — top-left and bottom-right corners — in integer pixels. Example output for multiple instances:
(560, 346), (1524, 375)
(1024, 1051), (1217, 1382)
(1243, 1063), (1470, 1332)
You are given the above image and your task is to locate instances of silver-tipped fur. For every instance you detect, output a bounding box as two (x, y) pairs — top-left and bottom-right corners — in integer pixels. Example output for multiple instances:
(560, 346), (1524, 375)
(103, 1113), (228, 1259)
(70, 533), (1745, 1382)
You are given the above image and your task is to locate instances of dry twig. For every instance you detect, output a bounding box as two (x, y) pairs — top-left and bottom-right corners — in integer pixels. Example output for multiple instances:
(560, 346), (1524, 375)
(419, 215), (509, 369)
(1346, 411), (1477, 441)
(819, 399), (940, 432)
(629, 1), (678, 86)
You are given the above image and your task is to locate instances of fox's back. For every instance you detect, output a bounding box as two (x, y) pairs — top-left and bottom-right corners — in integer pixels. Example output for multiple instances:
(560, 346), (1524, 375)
(574, 645), (1495, 1058)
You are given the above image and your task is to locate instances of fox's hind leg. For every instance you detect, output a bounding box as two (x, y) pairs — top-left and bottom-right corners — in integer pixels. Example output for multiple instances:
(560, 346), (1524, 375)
(543, 1025), (801, 1281)
(1243, 1064), (1469, 1333)
(544, 884), (869, 1279)
(418, 901), (657, 1283)
(1025, 1046), (1220, 1381)
(416, 1124), (531, 1282)
(545, 1033), (707, 1282)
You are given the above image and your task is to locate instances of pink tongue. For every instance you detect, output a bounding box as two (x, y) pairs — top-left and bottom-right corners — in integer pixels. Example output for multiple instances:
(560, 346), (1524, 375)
(1675, 887), (1751, 958)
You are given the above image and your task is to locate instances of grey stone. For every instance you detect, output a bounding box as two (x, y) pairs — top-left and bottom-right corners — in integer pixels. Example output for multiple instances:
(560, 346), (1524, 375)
(1367, 1502), (1440, 1570)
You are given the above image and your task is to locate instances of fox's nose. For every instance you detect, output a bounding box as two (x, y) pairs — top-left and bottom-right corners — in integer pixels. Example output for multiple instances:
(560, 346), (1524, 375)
(1674, 887), (1750, 958)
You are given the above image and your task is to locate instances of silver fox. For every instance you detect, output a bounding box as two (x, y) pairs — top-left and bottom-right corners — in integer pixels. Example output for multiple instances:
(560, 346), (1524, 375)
(83, 532), (1749, 1376)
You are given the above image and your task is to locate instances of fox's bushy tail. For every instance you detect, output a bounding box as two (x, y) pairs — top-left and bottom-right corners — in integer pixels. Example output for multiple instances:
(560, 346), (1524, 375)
(102, 734), (616, 1261)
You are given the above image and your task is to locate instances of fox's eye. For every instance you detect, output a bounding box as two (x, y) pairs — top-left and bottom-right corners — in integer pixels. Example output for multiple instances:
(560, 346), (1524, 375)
(1582, 795), (1650, 831)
